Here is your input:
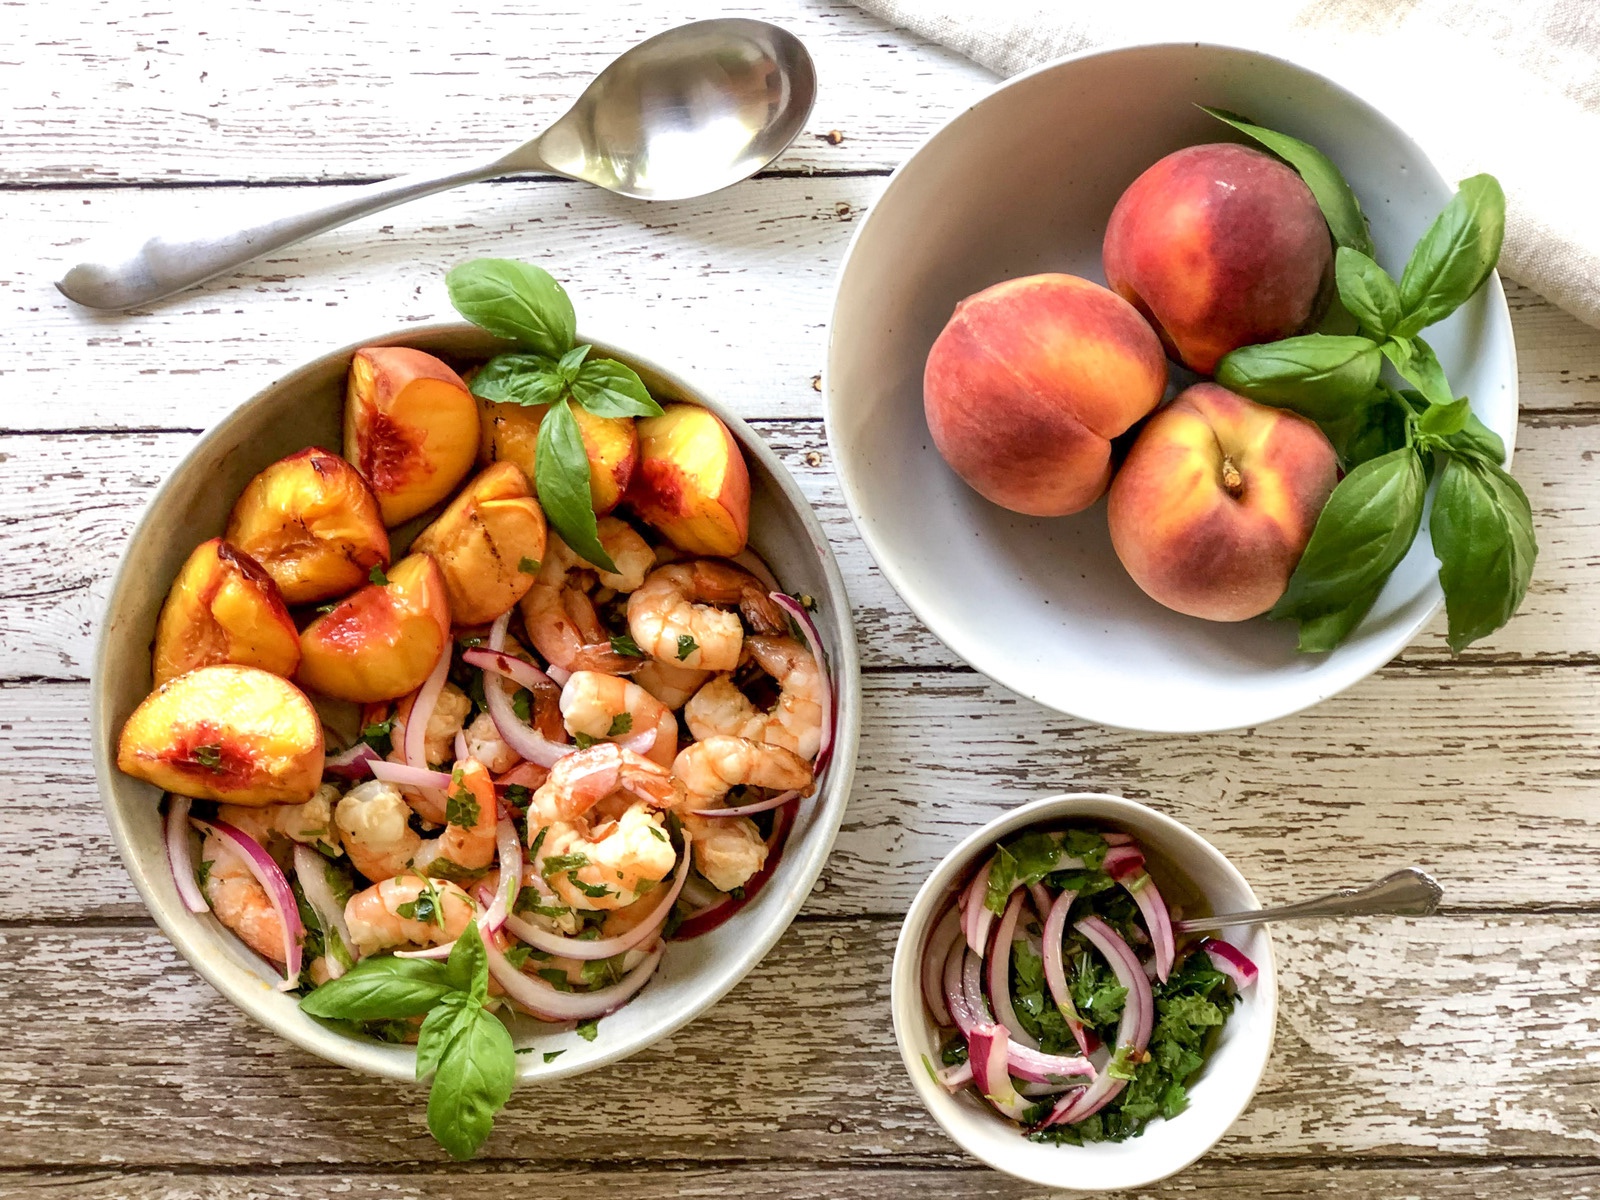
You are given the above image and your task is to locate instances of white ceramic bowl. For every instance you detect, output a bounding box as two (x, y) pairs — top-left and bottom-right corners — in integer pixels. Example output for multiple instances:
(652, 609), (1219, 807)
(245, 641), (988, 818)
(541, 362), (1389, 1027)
(91, 324), (860, 1082)
(891, 794), (1277, 1189)
(826, 42), (1518, 732)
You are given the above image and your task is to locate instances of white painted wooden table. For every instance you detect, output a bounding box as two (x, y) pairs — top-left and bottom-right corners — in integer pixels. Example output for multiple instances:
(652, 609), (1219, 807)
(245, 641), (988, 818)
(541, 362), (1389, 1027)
(4, 3), (1599, 1196)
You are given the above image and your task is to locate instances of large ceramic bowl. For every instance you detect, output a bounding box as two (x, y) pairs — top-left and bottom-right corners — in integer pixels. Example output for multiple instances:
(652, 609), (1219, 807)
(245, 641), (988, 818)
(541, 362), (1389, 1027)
(825, 42), (1518, 732)
(91, 324), (860, 1081)
(891, 794), (1278, 1189)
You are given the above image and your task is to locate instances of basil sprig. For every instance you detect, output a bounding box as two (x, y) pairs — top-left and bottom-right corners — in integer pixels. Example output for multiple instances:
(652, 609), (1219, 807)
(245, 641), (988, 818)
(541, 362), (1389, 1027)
(1201, 112), (1531, 653)
(446, 258), (664, 573)
(301, 921), (514, 1160)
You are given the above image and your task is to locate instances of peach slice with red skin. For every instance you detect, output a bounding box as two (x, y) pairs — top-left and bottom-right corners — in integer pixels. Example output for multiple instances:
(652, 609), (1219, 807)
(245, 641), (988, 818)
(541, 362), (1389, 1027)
(116, 664), (324, 805)
(411, 460), (549, 625)
(477, 396), (638, 515)
(345, 347), (480, 526)
(625, 403), (750, 556)
(1107, 383), (1339, 621)
(225, 447), (390, 605)
(151, 538), (301, 686)
(296, 552), (452, 703)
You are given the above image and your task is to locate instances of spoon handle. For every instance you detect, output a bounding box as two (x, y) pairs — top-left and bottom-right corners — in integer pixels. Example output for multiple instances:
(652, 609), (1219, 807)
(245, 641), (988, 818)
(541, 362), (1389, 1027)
(1173, 868), (1443, 933)
(55, 157), (510, 311)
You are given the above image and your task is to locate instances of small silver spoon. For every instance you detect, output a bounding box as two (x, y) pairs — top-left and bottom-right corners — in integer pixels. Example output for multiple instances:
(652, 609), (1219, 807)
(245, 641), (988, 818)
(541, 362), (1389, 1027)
(56, 18), (817, 311)
(1173, 868), (1443, 933)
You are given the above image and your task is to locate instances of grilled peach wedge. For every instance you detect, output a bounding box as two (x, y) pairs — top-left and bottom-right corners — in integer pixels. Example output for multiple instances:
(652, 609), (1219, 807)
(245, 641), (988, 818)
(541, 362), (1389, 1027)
(346, 347), (479, 526)
(297, 553), (451, 702)
(411, 461), (548, 624)
(117, 664), (324, 805)
(625, 403), (750, 556)
(225, 447), (390, 605)
(151, 538), (300, 685)
(478, 396), (638, 514)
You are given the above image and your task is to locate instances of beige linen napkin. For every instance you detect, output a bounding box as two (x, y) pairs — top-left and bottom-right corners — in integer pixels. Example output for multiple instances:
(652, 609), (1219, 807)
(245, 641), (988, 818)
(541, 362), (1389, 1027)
(855, 0), (1600, 329)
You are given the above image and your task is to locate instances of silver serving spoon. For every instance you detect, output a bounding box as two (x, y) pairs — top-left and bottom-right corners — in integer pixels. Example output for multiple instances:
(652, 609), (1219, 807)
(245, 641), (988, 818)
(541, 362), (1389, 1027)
(56, 18), (817, 311)
(1173, 868), (1443, 932)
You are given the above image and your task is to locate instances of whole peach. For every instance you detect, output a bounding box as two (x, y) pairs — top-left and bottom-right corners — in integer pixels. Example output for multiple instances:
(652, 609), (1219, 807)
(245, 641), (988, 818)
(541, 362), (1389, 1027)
(1103, 144), (1334, 374)
(1107, 383), (1338, 621)
(923, 274), (1168, 517)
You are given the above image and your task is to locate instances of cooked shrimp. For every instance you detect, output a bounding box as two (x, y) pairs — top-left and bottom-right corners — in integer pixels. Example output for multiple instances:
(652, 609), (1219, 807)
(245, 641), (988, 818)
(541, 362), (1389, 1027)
(392, 681), (471, 768)
(201, 829), (287, 965)
(632, 658), (711, 711)
(626, 560), (788, 671)
(520, 533), (642, 673)
(344, 872), (477, 957)
(335, 758), (499, 884)
(527, 743), (684, 910)
(684, 636), (824, 761)
(559, 670), (677, 768)
(464, 710), (520, 774)
(680, 812), (768, 893)
(671, 735), (814, 806)
(217, 782), (341, 860)
(592, 516), (655, 593)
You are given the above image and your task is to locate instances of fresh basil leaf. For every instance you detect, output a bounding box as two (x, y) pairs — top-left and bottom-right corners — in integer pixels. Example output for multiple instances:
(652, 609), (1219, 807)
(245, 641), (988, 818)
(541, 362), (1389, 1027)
(1324, 389), (1411, 469)
(1395, 175), (1506, 337)
(469, 354), (568, 408)
(534, 398), (618, 573)
(445, 920), (489, 1002)
(426, 1004), (516, 1161)
(1271, 447), (1427, 621)
(576, 1017), (600, 1041)
(1440, 412), (1507, 466)
(1334, 247), (1401, 337)
(557, 343), (592, 383)
(446, 258), (576, 360)
(1430, 454), (1537, 652)
(1417, 396), (1472, 438)
(1199, 106), (1373, 256)
(416, 992), (477, 1081)
(1215, 335), (1381, 421)
(1381, 335), (1454, 407)
(1294, 581), (1382, 653)
(299, 955), (454, 1020)
(570, 358), (665, 419)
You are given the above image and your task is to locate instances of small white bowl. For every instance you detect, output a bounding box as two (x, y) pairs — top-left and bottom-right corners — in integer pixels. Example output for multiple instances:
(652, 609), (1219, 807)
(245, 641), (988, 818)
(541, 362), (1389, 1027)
(826, 42), (1518, 732)
(891, 794), (1278, 1190)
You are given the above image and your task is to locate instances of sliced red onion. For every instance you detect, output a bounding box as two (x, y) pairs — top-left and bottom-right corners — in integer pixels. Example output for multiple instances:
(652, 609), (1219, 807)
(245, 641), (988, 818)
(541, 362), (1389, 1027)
(1004, 1042), (1096, 1084)
(504, 830), (691, 961)
(323, 742), (380, 781)
(1118, 869), (1175, 984)
(546, 663), (571, 686)
(292, 843), (353, 980)
(1101, 831), (1135, 846)
(405, 642), (453, 770)
(1102, 843), (1146, 877)
(678, 872), (723, 911)
(614, 724), (659, 758)
(1041, 888), (1090, 1056)
(935, 1060), (972, 1092)
(482, 817), (522, 935)
(963, 856), (997, 956)
(920, 903), (963, 1027)
(470, 626), (572, 769)
(454, 730), (469, 762)
(165, 795), (208, 914)
(942, 937), (981, 1035)
(484, 931), (664, 1020)
(464, 647), (557, 693)
(731, 548), (780, 591)
(192, 818), (304, 990)
(968, 1023), (1032, 1119)
(986, 890), (1040, 1050)
(961, 948), (991, 1025)
(1046, 915), (1154, 1127)
(1026, 881), (1052, 919)
(1202, 938), (1259, 990)
(689, 788), (799, 819)
(1018, 1077), (1085, 1098)
(395, 942), (455, 960)
(769, 592), (834, 777)
(369, 760), (455, 790)
(669, 801), (795, 941)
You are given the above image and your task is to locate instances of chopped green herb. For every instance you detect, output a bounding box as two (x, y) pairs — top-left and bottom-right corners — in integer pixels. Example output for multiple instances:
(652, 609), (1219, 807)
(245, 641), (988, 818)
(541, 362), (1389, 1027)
(575, 1017), (600, 1042)
(569, 877), (615, 900)
(502, 945), (532, 971)
(193, 743), (224, 771)
(518, 556), (541, 575)
(543, 1050), (565, 1063)
(675, 634), (697, 661)
(607, 712), (633, 738)
(579, 954), (628, 989)
(647, 823), (668, 842)
(369, 564), (390, 586)
(396, 879), (444, 927)
(609, 632), (641, 657)
(573, 732), (597, 751)
(503, 783), (531, 812)
(536, 968), (574, 992)
(445, 776), (481, 830)
(196, 859), (213, 890)
(315, 601), (339, 615)
(541, 852), (590, 878)
(511, 688), (532, 723)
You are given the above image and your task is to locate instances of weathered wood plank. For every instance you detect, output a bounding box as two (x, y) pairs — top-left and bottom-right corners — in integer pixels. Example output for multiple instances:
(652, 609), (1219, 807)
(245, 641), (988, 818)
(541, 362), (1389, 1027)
(0, 0), (987, 185)
(5, 1161), (1598, 1200)
(0, 918), (1596, 1167)
(5, 180), (1598, 432)
(4, 408), (1598, 680)
(11, 659), (1600, 921)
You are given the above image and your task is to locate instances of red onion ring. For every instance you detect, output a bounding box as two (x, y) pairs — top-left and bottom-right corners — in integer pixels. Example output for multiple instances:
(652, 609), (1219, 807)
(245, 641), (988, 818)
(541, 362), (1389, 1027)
(323, 742), (380, 781)
(1046, 915), (1154, 1127)
(935, 1060), (972, 1092)
(1101, 831), (1135, 846)
(471, 619), (572, 769)
(504, 830), (691, 961)
(920, 903), (962, 1026)
(483, 817), (522, 934)
(454, 729), (469, 762)
(1202, 937), (1259, 989)
(961, 948), (991, 1025)
(1101, 843), (1146, 877)
(769, 592), (834, 777)
(1004, 1041), (1096, 1084)
(689, 788), (799, 819)
(400, 642), (453, 814)
(484, 932), (664, 1020)
(985, 890), (1040, 1050)
(968, 1023), (1032, 1119)
(191, 817), (304, 989)
(546, 663), (571, 686)
(292, 843), (353, 980)
(164, 795), (208, 914)
(1119, 870), (1175, 984)
(942, 937), (981, 1035)
(369, 760), (455, 790)
(963, 856), (997, 956)
(1040, 888), (1090, 1056)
